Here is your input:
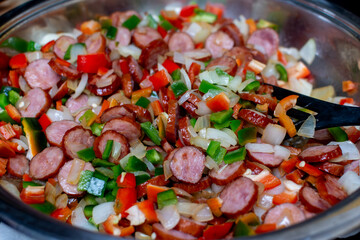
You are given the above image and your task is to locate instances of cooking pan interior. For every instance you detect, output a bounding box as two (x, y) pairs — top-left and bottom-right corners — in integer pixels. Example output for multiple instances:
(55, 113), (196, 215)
(0, 0), (360, 239)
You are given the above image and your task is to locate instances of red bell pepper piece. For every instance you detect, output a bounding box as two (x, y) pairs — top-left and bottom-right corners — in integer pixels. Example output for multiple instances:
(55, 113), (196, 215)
(55, 57), (71, 67)
(296, 160), (323, 177)
(115, 187), (137, 215)
(118, 58), (129, 74)
(205, 3), (224, 20)
(41, 40), (56, 53)
(203, 222), (233, 239)
(50, 207), (72, 222)
(117, 172), (136, 188)
(38, 113), (52, 131)
(9, 53), (27, 69)
(157, 25), (167, 38)
(0, 52), (10, 69)
(149, 69), (170, 91)
(77, 53), (109, 73)
(255, 223), (277, 234)
(103, 214), (135, 236)
(22, 173), (33, 182)
(162, 59), (179, 74)
(0, 158), (8, 177)
(180, 4), (199, 18)
(0, 139), (16, 158)
(206, 92), (230, 112)
(8, 70), (20, 88)
(286, 169), (305, 185)
(4, 105), (21, 123)
(339, 98), (354, 105)
(20, 186), (45, 204)
(0, 123), (17, 140)
(272, 191), (298, 205)
(150, 100), (163, 116)
(137, 200), (158, 223)
(188, 62), (201, 84)
(279, 156), (299, 174)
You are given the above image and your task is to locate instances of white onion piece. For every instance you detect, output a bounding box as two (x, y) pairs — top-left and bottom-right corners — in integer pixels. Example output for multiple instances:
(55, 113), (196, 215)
(180, 68), (192, 90)
(185, 22), (202, 38)
(194, 115), (210, 132)
(16, 96), (30, 111)
(257, 194), (274, 209)
(211, 184), (224, 194)
(233, 15), (249, 40)
(221, 128), (238, 143)
(265, 182), (284, 196)
(283, 180), (302, 192)
(111, 141), (122, 160)
(172, 187), (192, 199)
(245, 143), (274, 153)
(195, 101), (212, 116)
(173, 52), (185, 65)
(67, 159), (85, 184)
(188, 125), (198, 138)
(190, 136), (210, 151)
(205, 156), (219, 170)
(178, 90), (195, 105)
(25, 51), (43, 63)
(254, 205), (267, 219)
(184, 57), (205, 71)
(72, 73), (88, 99)
(300, 38), (316, 65)
(163, 160), (173, 180)
(297, 114), (316, 138)
(262, 124), (286, 145)
(126, 205), (146, 226)
(71, 207), (98, 231)
(46, 108), (74, 121)
(206, 128), (237, 146)
(92, 202), (115, 224)
(339, 171), (360, 195)
(130, 140), (147, 159)
(176, 202), (201, 217)
(135, 232), (152, 240)
(19, 76), (31, 94)
(328, 141), (360, 161)
(117, 44), (142, 60)
(288, 77), (313, 96)
(156, 205), (180, 230)
(192, 204), (213, 222)
(274, 145), (291, 161)
(227, 76), (243, 92)
(0, 180), (20, 198)
(279, 47), (300, 60)
(87, 96), (102, 108)
(10, 138), (28, 151)
(48, 85), (59, 98)
(143, 158), (155, 173)
(238, 79), (256, 93)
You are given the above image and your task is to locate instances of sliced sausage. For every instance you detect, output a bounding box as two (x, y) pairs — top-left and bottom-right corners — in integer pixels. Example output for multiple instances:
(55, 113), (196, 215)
(29, 147), (65, 180)
(219, 23), (244, 46)
(45, 120), (80, 147)
(100, 105), (135, 123)
(161, 139), (174, 154)
(205, 56), (237, 76)
(159, 87), (169, 112)
(315, 162), (344, 177)
(299, 145), (342, 163)
(178, 116), (191, 146)
(93, 130), (129, 164)
(240, 93), (277, 111)
(209, 161), (246, 185)
(102, 117), (141, 142)
(108, 27), (131, 50)
(54, 36), (77, 59)
(344, 160), (360, 175)
(168, 32), (195, 53)
(7, 155), (29, 178)
(65, 94), (88, 114)
(170, 146), (205, 184)
(74, 108), (91, 123)
(58, 160), (94, 196)
(84, 32), (106, 54)
(181, 101), (198, 118)
(19, 88), (51, 118)
(299, 186), (331, 213)
(238, 109), (275, 128)
(247, 151), (283, 168)
(315, 174), (347, 205)
(110, 10), (142, 27)
(314, 129), (334, 143)
(183, 49), (212, 62)
(173, 177), (211, 194)
(174, 217), (206, 237)
(220, 177), (258, 217)
(24, 59), (60, 90)
(245, 160), (266, 175)
(62, 126), (95, 159)
(133, 27), (162, 49)
(139, 39), (169, 70)
(166, 100), (179, 144)
(87, 74), (122, 96)
(153, 223), (196, 240)
(247, 28), (279, 58)
(121, 73), (133, 98)
(48, 58), (81, 80)
(263, 203), (306, 228)
(224, 46), (253, 63)
(136, 175), (169, 199)
(205, 31), (234, 59)
(127, 56), (143, 84)
(122, 104), (152, 123)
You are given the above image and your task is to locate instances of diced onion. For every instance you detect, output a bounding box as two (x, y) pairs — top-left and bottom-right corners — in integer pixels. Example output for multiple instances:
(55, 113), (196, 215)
(288, 77), (312, 96)
(228, 76), (243, 92)
(195, 101), (212, 116)
(108, 92), (131, 105)
(262, 60), (280, 79)
(46, 108), (74, 121)
(178, 90), (194, 105)
(135, 232), (152, 240)
(177, 202), (201, 217)
(71, 207), (98, 231)
(173, 52), (185, 65)
(261, 124), (286, 145)
(156, 205), (180, 230)
(328, 141), (360, 161)
(72, 73), (88, 99)
(190, 136), (211, 150)
(0, 180), (20, 198)
(172, 188), (192, 199)
(297, 114), (316, 138)
(274, 145), (291, 161)
(45, 182), (56, 205)
(254, 205), (268, 219)
(163, 160), (173, 180)
(238, 79), (256, 93)
(67, 159), (85, 185)
(130, 140), (147, 159)
(194, 115), (210, 132)
(245, 143), (274, 153)
(205, 156), (219, 170)
(185, 22), (202, 38)
(117, 44), (142, 60)
(257, 193), (274, 209)
(339, 171), (360, 195)
(87, 95), (102, 108)
(55, 194), (68, 209)
(25, 51), (43, 63)
(16, 97), (30, 111)
(221, 128), (238, 143)
(48, 85), (59, 98)
(192, 204), (213, 222)
(206, 128), (237, 147)
(184, 57), (205, 71)
(111, 141), (122, 160)
(279, 47), (300, 60)
(19, 76), (31, 93)
(180, 68), (192, 90)
(96, 70), (115, 88)
(300, 38), (316, 65)
(143, 158), (155, 173)
(92, 202), (115, 224)
(188, 125), (198, 138)
(10, 138), (29, 151)
(211, 184), (224, 194)
(233, 15), (249, 40)
(126, 205), (146, 226)
(283, 180), (302, 192)
(310, 85), (335, 101)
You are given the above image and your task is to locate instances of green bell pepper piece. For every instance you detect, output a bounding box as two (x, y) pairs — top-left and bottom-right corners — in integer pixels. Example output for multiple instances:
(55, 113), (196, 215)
(140, 122), (162, 146)
(77, 147), (96, 162)
(157, 189), (178, 209)
(223, 147), (246, 164)
(146, 149), (163, 164)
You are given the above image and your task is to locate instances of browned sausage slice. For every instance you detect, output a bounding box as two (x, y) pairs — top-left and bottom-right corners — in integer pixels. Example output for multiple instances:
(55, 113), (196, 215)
(122, 104), (152, 123)
(45, 120), (80, 147)
(239, 93), (277, 111)
(127, 56), (143, 84)
(110, 11), (142, 27)
(315, 174), (347, 205)
(183, 49), (212, 62)
(7, 155), (29, 178)
(52, 80), (69, 101)
(19, 88), (51, 118)
(263, 203), (306, 227)
(48, 58), (80, 80)
(166, 100), (179, 144)
(168, 32), (195, 53)
(108, 27), (131, 50)
(85, 32), (106, 54)
(224, 46), (252, 63)
(174, 217), (206, 237)
(299, 145), (342, 163)
(58, 160), (94, 196)
(247, 28), (279, 58)
(62, 126), (95, 159)
(24, 59), (60, 90)
(170, 146), (205, 184)
(220, 177), (257, 218)
(29, 147), (65, 180)
(178, 116), (191, 146)
(102, 117), (141, 142)
(54, 36), (77, 59)
(247, 151), (283, 168)
(100, 106), (135, 123)
(209, 161), (246, 185)
(315, 162), (344, 176)
(299, 186), (331, 213)
(205, 56), (237, 76)
(205, 31), (234, 59)
(153, 223), (196, 240)
(173, 176), (211, 194)
(238, 109), (275, 128)
(133, 27), (162, 49)
(139, 39), (169, 70)
(87, 74), (122, 96)
(65, 94), (89, 114)
(219, 23), (244, 46)
(93, 130), (129, 164)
